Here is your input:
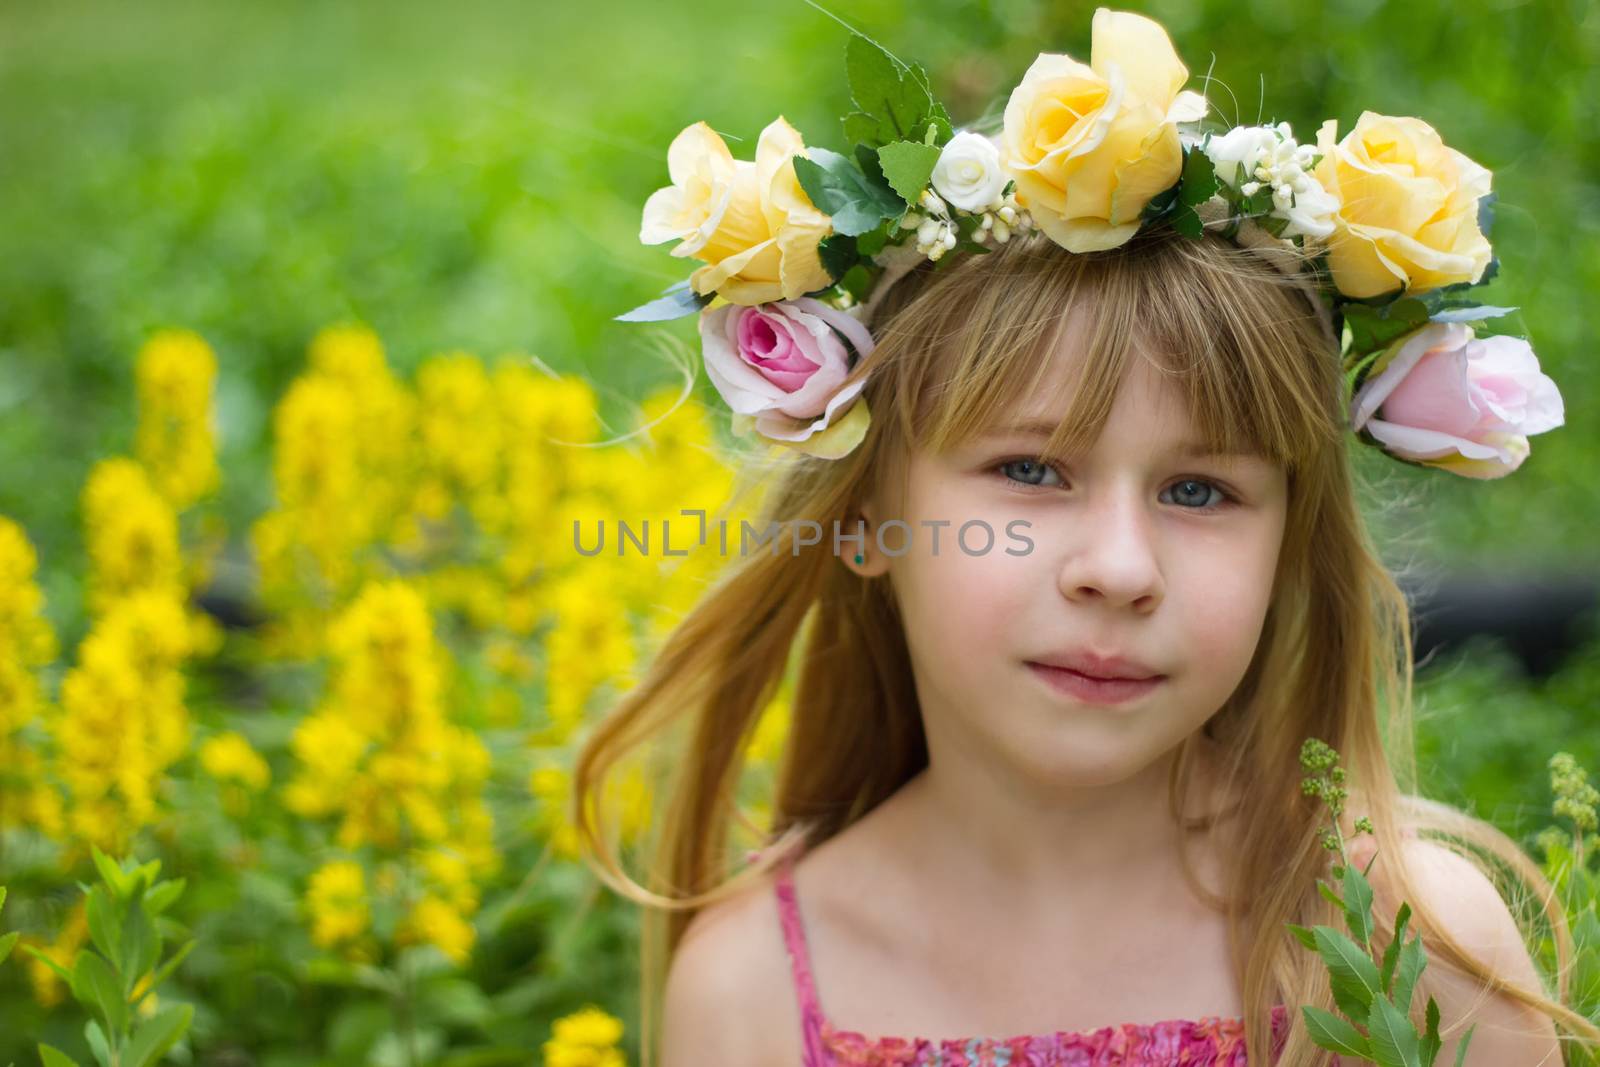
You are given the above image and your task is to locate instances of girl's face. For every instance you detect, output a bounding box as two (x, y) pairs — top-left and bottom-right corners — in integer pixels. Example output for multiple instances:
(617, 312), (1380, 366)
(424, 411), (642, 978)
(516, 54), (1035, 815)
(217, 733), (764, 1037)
(857, 345), (1289, 791)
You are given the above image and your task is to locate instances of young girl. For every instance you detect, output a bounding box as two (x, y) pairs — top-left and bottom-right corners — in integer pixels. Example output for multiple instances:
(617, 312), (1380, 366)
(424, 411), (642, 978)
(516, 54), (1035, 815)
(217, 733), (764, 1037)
(577, 9), (1594, 1065)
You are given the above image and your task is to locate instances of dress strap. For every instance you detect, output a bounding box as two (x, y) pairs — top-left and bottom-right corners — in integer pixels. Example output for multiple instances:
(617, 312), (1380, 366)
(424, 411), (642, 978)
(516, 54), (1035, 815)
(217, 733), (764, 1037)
(773, 850), (832, 1067)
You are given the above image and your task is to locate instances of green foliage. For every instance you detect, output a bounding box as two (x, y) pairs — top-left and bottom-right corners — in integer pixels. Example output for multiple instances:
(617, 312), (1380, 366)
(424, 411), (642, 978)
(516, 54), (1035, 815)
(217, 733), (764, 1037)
(0, 887), (17, 968)
(841, 32), (953, 150)
(23, 847), (195, 1067)
(793, 147), (905, 236)
(1534, 753), (1600, 1065)
(1290, 739), (1476, 1066)
(876, 138), (942, 206)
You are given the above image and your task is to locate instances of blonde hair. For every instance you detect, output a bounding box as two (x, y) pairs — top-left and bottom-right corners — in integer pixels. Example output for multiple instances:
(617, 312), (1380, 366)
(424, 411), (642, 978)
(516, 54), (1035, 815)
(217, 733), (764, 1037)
(574, 226), (1600, 1065)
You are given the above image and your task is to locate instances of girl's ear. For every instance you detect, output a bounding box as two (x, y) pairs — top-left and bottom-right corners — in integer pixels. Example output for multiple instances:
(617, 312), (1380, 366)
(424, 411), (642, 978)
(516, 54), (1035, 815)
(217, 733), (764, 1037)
(845, 502), (893, 578)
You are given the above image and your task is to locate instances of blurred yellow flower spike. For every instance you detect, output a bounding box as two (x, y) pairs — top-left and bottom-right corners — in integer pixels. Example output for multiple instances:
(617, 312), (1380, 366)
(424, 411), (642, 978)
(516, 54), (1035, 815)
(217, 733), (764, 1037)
(544, 1005), (627, 1067)
(135, 328), (220, 511)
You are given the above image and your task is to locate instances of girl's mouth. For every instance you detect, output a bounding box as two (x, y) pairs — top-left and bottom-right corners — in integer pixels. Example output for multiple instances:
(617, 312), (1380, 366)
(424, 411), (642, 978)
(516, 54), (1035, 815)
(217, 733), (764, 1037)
(1025, 661), (1167, 706)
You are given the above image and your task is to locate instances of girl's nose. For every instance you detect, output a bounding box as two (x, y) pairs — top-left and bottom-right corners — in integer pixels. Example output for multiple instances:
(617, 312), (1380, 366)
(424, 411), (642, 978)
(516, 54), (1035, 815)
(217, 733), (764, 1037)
(1054, 487), (1164, 611)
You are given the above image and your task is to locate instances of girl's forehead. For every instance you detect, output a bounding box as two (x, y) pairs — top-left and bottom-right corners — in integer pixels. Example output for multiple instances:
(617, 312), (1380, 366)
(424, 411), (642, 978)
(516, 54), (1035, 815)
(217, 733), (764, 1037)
(960, 379), (1276, 473)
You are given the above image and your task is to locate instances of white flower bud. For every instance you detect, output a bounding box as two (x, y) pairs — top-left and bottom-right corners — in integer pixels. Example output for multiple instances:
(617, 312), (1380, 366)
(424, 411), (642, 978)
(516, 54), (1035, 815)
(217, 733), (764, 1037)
(992, 219), (1011, 243)
(900, 212), (924, 231)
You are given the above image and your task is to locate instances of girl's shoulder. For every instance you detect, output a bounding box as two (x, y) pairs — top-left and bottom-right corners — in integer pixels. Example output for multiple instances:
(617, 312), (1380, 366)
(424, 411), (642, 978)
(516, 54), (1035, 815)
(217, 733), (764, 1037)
(664, 795), (910, 1064)
(664, 864), (811, 1067)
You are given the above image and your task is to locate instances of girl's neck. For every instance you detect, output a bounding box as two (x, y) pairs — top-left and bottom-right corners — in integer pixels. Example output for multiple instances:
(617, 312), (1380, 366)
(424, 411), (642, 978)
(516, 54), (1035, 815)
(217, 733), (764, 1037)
(885, 739), (1238, 914)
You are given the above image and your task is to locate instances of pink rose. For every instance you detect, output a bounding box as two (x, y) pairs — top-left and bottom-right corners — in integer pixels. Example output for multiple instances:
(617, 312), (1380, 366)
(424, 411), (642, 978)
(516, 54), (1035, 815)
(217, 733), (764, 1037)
(1349, 321), (1564, 478)
(699, 297), (876, 458)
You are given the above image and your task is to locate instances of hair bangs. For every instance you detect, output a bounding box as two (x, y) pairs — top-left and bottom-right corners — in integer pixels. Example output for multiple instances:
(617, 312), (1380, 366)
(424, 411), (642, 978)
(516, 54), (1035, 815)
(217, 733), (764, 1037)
(865, 228), (1344, 481)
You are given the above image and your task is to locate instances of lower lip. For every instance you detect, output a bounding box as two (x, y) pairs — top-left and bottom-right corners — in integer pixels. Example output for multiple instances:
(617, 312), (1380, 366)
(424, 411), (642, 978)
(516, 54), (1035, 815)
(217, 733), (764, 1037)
(1026, 662), (1165, 705)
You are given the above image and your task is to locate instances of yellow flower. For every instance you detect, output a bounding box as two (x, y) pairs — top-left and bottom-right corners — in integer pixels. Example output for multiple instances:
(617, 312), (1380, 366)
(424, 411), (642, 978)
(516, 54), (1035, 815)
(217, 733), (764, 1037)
(1312, 111), (1494, 298)
(640, 117), (833, 305)
(529, 764), (582, 860)
(1000, 7), (1208, 252)
(25, 902), (88, 1008)
(401, 893), (475, 965)
(544, 1006), (627, 1067)
(199, 731), (271, 791)
(55, 589), (202, 851)
(134, 329), (220, 510)
(415, 352), (502, 521)
(0, 519), (58, 836)
(306, 859), (369, 948)
(82, 458), (185, 611)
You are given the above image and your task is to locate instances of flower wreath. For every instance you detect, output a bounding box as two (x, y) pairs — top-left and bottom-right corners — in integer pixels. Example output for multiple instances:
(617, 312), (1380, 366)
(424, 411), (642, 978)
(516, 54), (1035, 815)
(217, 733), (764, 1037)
(619, 7), (1563, 477)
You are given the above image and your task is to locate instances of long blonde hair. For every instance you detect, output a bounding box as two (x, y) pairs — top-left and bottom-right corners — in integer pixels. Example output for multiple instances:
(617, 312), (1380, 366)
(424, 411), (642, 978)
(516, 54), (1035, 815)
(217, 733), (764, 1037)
(574, 226), (1600, 1065)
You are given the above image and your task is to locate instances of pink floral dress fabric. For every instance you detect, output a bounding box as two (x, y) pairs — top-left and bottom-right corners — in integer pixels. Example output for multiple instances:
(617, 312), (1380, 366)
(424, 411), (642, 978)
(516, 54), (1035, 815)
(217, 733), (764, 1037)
(773, 851), (1292, 1066)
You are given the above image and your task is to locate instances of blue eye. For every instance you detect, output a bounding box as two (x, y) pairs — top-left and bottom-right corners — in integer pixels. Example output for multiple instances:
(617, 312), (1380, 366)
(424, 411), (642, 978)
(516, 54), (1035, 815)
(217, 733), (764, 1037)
(1162, 478), (1234, 511)
(997, 458), (1063, 488)
(994, 457), (1237, 511)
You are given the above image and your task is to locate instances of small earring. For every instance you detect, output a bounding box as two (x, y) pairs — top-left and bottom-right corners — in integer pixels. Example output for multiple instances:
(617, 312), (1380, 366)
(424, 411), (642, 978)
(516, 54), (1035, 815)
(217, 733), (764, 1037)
(854, 553), (865, 565)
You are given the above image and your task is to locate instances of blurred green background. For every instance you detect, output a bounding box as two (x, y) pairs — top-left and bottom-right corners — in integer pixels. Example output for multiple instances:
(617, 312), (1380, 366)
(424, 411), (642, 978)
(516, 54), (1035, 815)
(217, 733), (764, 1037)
(1, 0), (1597, 1060)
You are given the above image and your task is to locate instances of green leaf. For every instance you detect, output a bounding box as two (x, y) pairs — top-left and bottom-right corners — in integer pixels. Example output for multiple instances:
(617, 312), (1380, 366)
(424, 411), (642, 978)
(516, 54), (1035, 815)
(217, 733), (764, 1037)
(0, 930), (17, 966)
(877, 140), (942, 206)
(137, 939), (195, 1004)
(121, 903), (159, 996)
(416, 977), (494, 1028)
(1429, 304), (1519, 324)
(614, 282), (710, 323)
(1302, 1005), (1373, 1059)
(841, 34), (951, 148)
(1343, 297), (1430, 369)
(38, 1044), (81, 1067)
(856, 227), (890, 258)
(1178, 146), (1219, 207)
(1171, 203), (1204, 238)
(793, 148), (905, 236)
(85, 888), (121, 973)
(817, 233), (860, 281)
(838, 263), (873, 301)
(1, 886), (7, 912)
(142, 879), (184, 916)
(1312, 925), (1385, 1019)
(1343, 862), (1376, 947)
(1317, 880), (1347, 911)
(71, 951), (128, 1035)
(1392, 930), (1427, 1012)
(123, 1003), (194, 1067)
(1453, 1023), (1477, 1067)
(1369, 994), (1424, 1067)
(1285, 922), (1318, 951)
(845, 33), (923, 141)
(90, 847), (127, 899)
(1477, 190), (1497, 239)
(842, 112), (880, 147)
(1382, 901), (1413, 993)
(23, 945), (75, 986)
(84, 1022), (111, 1067)
(1420, 995), (1441, 1065)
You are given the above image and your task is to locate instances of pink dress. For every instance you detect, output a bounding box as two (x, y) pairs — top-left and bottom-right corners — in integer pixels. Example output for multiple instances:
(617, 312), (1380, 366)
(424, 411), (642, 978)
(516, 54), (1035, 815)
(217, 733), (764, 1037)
(773, 851), (1293, 1066)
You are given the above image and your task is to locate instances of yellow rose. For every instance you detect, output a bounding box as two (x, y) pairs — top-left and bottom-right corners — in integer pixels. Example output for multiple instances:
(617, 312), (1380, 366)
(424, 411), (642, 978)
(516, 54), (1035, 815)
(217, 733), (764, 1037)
(639, 116), (833, 305)
(1312, 111), (1493, 299)
(1000, 7), (1208, 253)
